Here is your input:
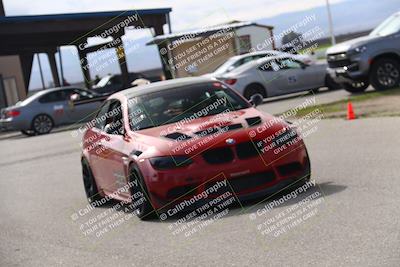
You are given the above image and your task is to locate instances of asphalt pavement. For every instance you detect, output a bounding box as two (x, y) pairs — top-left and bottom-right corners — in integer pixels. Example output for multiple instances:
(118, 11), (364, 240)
(0, 89), (399, 266)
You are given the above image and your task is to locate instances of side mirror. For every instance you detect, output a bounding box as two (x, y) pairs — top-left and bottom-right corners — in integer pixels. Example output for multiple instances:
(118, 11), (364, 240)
(104, 123), (114, 134)
(104, 123), (125, 135)
(249, 93), (263, 107)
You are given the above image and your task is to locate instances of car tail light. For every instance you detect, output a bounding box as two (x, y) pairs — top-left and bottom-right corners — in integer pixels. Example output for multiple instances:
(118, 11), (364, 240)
(224, 79), (237, 85)
(5, 109), (21, 117)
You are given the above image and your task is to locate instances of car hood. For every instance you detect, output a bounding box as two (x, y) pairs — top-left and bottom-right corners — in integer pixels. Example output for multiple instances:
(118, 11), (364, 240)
(131, 108), (289, 158)
(326, 35), (382, 54)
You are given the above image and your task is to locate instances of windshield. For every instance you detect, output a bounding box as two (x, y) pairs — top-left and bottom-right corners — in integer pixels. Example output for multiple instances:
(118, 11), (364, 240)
(370, 13), (400, 37)
(128, 83), (250, 131)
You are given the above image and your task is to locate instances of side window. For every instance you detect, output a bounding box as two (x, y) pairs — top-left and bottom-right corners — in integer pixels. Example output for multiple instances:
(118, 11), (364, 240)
(253, 55), (266, 60)
(39, 90), (69, 103)
(258, 61), (277, 71)
(105, 100), (124, 135)
(73, 89), (93, 100)
(279, 59), (303, 69)
(94, 101), (110, 130)
(242, 56), (254, 64)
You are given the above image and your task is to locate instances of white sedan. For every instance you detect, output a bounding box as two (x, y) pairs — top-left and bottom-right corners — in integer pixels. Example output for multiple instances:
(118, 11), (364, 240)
(218, 56), (337, 99)
(206, 50), (314, 77)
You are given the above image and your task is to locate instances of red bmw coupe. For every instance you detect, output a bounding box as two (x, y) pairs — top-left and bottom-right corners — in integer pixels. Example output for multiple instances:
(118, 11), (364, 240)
(81, 77), (310, 220)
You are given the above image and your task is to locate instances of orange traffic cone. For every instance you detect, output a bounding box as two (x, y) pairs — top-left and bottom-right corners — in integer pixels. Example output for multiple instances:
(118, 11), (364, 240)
(347, 101), (356, 120)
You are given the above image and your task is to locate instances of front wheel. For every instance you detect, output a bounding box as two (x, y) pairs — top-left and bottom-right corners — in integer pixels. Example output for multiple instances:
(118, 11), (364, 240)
(370, 58), (400, 91)
(342, 81), (369, 93)
(129, 166), (156, 220)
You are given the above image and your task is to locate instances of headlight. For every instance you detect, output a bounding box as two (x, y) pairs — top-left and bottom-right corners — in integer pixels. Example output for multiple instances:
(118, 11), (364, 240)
(149, 156), (193, 170)
(351, 46), (367, 54)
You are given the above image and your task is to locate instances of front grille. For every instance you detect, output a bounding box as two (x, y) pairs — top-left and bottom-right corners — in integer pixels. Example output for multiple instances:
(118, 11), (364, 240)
(236, 141), (260, 159)
(166, 184), (198, 199)
(327, 53), (352, 68)
(328, 59), (352, 68)
(202, 147), (234, 164)
(225, 171), (276, 193)
(277, 162), (303, 176)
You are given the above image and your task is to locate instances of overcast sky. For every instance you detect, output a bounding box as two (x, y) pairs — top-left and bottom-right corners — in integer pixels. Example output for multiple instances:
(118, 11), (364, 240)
(4, 0), (346, 31)
(5, 0), (397, 90)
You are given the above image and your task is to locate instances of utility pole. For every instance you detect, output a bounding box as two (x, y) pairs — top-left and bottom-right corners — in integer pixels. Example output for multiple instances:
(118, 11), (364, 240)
(0, 0), (5, 17)
(326, 0), (336, 45)
(57, 47), (65, 86)
(37, 54), (46, 90)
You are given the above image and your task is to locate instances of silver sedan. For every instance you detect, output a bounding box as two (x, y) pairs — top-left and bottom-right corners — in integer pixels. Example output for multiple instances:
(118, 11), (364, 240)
(217, 56), (337, 99)
(0, 87), (106, 135)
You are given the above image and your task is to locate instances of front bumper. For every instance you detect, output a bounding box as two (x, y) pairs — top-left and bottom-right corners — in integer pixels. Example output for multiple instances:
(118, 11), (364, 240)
(327, 52), (369, 84)
(140, 139), (310, 210)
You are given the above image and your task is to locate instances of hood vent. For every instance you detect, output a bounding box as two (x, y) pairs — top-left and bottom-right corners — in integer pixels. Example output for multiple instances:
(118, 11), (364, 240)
(131, 150), (143, 157)
(224, 123), (243, 131)
(194, 123), (243, 137)
(163, 132), (191, 141)
(245, 116), (262, 126)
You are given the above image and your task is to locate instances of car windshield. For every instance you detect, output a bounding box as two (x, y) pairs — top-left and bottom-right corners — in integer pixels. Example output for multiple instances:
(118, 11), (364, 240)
(127, 82), (250, 131)
(370, 13), (400, 37)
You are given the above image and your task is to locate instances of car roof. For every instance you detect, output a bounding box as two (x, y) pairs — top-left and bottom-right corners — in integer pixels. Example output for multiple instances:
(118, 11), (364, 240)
(226, 55), (291, 74)
(32, 86), (81, 93)
(28, 86), (82, 97)
(228, 50), (278, 61)
(117, 77), (218, 99)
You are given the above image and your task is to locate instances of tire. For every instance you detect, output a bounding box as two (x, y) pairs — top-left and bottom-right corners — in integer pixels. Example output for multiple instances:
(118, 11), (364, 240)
(342, 80), (369, 93)
(370, 58), (400, 91)
(21, 129), (36, 136)
(325, 75), (340, 91)
(244, 84), (266, 100)
(31, 114), (53, 135)
(128, 166), (156, 220)
(81, 159), (105, 205)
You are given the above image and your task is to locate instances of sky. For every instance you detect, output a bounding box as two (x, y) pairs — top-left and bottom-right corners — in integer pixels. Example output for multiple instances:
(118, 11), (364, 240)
(2, 0), (399, 90)
(4, 0), (346, 31)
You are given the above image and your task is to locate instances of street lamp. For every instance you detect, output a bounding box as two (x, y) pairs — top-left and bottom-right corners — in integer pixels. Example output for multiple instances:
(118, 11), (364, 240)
(326, 0), (336, 45)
